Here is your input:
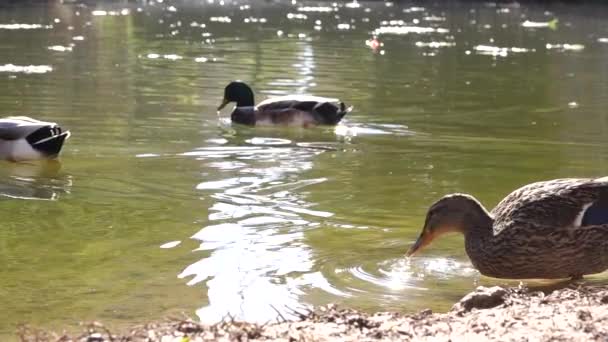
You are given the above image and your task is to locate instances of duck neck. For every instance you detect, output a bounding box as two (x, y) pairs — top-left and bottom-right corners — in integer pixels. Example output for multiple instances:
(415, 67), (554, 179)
(462, 200), (494, 242)
(461, 200), (502, 276)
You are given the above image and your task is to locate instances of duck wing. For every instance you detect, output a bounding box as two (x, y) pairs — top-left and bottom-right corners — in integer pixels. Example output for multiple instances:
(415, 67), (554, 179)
(257, 95), (349, 125)
(0, 116), (58, 140)
(257, 100), (319, 112)
(256, 95), (340, 111)
(490, 177), (608, 235)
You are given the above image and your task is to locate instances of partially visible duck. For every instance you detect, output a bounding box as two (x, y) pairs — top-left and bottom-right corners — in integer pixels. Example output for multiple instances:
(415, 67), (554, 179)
(0, 116), (70, 161)
(407, 177), (608, 280)
(217, 81), (350, 127)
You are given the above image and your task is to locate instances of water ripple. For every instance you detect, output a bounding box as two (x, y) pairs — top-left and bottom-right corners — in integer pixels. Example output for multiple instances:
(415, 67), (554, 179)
(179, 140), (336, 323)
(0, 23), (52, 30)
(0, 64), (52, 74)
(0, 161), (72, 201)
(338, 257), (477, 301)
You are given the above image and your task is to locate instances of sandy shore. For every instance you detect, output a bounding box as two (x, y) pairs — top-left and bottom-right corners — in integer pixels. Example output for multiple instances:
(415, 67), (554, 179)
(17, 284), (608, 342)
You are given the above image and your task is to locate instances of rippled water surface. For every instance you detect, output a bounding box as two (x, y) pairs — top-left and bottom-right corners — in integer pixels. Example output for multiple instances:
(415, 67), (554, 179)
(2, 0), (608, 336)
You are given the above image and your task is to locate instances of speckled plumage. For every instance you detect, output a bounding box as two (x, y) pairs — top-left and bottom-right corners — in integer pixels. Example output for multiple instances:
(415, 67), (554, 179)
(411, 177), (608, 279)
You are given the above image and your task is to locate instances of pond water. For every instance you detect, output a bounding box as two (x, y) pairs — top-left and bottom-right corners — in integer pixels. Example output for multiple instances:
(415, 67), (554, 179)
(1, 0), (608, 337)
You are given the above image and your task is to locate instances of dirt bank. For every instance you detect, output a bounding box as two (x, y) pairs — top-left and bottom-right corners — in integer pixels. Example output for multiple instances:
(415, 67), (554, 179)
(18, 284), (608, 342)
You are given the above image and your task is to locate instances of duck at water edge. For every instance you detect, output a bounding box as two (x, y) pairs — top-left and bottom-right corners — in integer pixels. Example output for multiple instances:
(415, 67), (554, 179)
(407, 177), (608, 280)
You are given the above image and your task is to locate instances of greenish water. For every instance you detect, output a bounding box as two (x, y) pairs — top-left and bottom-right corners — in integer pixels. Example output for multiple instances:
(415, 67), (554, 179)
(1, 0), (608, 337)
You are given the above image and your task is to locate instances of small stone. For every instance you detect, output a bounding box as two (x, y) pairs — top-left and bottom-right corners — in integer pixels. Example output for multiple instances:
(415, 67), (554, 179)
(420, 309), (432, 316)
(86, 333), (104, 342)
(577, 310), (592, 321)
(452, 286), (508, 313)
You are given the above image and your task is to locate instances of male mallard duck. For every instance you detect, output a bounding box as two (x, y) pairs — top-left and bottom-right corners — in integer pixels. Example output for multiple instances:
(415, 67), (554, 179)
(217, 81), (350, 127)
(407, 177), (608, 279)
(0, 116), (70, 161)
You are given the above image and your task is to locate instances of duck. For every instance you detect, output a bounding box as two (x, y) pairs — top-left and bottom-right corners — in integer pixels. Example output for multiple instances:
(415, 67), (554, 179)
(0, 116), (70, 161)
(406, 177), (608, 280)
(217, 81), (350, 127)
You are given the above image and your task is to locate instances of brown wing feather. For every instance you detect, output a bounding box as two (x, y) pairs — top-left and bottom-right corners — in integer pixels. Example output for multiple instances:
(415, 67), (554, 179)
(491, 178), (607, 235)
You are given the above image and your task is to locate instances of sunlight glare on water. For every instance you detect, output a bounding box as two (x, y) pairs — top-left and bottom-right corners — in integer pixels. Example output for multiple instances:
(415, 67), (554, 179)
(1, 0), (608, 337)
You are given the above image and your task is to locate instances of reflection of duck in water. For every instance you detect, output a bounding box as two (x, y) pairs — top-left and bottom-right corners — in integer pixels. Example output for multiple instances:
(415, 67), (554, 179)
(0, 116), (70, 161)
(407, 177), (608, 280)
(0, 160), (70, 200)
(217, 81), (351, 127)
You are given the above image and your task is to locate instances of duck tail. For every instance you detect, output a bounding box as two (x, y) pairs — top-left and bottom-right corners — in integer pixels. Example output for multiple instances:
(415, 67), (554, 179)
(341, 102), (353, 113)
(27, 126), (70, 157)
(323, 104), (345, 125)
(333, 102), (352, 123)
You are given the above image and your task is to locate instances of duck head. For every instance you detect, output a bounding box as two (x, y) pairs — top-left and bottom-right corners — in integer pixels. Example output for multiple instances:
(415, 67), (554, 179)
(217, 81), (255, 110)
(406, 194), (490, 256)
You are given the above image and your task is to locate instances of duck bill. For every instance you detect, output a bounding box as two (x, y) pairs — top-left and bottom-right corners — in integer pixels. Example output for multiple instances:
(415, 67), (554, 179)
(406, 232), (432, 257)
(217, 98), (229, 111)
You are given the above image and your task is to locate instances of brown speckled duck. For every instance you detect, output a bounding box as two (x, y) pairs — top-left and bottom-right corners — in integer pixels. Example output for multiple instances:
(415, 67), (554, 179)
(407, 177), (608, 280)
(217, 81), (350, 127)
